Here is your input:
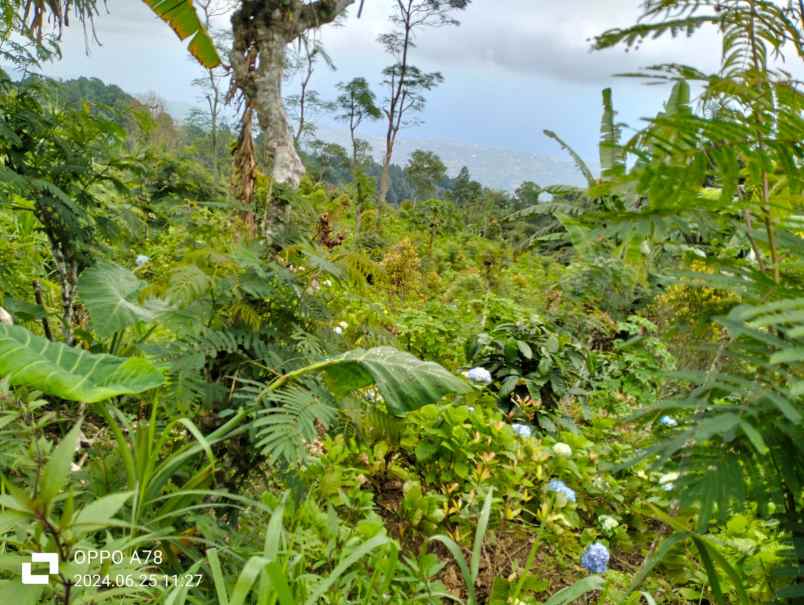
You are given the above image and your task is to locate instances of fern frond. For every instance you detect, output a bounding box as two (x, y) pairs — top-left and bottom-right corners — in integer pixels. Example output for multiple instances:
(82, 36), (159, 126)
(334, 250), (383, 290)
(252, 384), (338, 466)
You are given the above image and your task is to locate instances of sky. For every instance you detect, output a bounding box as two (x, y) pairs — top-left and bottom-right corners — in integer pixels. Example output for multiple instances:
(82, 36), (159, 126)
(28, 1), (797, 164)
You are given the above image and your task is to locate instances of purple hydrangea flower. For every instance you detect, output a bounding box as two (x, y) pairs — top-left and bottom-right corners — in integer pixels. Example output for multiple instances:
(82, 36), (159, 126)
(581, 542), (610, 573)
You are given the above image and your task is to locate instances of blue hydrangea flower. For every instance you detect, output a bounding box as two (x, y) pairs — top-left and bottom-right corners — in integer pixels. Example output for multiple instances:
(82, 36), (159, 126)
(547, 479), (576, 503)
(580, 542), (610, 573)
(135, 255), (150, 268)
(659, 415), (678, 427)
(465, 367), (492, 384)
(511, 423), (533, 438)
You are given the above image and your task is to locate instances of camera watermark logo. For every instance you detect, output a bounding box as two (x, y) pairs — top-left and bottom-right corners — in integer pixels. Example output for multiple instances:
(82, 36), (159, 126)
(21, 553), (59, 585)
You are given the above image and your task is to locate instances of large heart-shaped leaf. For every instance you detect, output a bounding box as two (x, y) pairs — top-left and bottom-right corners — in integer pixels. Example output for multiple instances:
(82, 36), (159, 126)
(142, 0), (222, 68)
(321, 347), (470, 414)
(0, 324), (164, 403)
(78, 261), (169, 338)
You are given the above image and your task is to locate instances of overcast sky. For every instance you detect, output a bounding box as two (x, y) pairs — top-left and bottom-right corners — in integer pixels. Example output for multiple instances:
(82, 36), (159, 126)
(31, 1), (798, 163)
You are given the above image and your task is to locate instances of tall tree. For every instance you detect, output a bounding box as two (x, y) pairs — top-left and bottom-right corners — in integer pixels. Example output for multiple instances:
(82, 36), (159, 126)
(229, 0), (357, 190)
(405, 149), (447, 201)
(334, 77), (382, 237)
(335, 77), (382, 165)
(191, 0), (236, 177)
(376, 0), (470, 205)
(449, 166), (482, 205)
(286, 31), (336, 145)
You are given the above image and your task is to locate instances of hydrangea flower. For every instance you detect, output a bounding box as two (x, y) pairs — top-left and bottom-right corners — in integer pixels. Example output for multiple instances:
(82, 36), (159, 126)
(334, 326), (344, 335)
(338, 321), (348, 330)
(512, 423), (533, 438)
(0, 306), (12, 326)
(581, 542), (610, 573)
(135, 255), (150, 267)
(599, 515), (619, 532)
(552, 442), (572, 458)
(547, 479), (576, 503)
(658, 415), (678, 427)
(465, 367), (492, 384)
(658, 471), (679, 492)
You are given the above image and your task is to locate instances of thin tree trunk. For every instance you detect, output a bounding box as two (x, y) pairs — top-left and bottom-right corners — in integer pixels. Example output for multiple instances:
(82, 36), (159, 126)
(32, 279), (53, 340)
(378, 0), (413, 206)
(294, 36), (314, 145)
(52, 245), (77, 346)
(354, 180), (363, 240)
(379, 147), (393, 206)
(207, 70), (220, 177)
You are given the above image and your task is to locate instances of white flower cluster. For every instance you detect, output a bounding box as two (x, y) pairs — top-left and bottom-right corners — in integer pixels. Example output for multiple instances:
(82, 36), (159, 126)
(334, 321), (348, 335)
(658, 471), (680, 492)
(552, 442), (572, 458)
(658, 415), (678, 427)
(135, 255), (150, 268)
(0, 306), (13, 326)
(598, 515), (619, 532)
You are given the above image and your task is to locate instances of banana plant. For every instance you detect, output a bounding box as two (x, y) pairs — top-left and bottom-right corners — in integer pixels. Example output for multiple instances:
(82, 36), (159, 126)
(3, 1), (221, 68)
(142, 0), (222, 68)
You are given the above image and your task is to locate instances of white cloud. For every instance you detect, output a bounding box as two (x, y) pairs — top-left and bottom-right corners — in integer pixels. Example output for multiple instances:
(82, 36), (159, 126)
(321, 0), (723, 83)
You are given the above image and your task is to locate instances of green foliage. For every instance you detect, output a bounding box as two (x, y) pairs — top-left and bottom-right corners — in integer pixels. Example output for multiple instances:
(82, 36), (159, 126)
(1, 3), (803, 601)
(405, 150), (448, 201)
(0, 324), (164, 402)
(77, 261), (169, 339)
(141, 1), (222, 68)
(465, 317), (589, 427)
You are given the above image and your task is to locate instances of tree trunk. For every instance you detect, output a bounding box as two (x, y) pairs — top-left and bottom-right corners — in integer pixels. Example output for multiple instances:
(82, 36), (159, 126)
(254, 24), (306, 186)
(379, 149), (392, 205)
(230, 1), (356, 191)
(51, 245), (78, 346)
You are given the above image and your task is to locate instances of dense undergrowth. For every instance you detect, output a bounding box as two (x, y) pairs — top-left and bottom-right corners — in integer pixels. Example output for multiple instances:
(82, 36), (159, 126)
(1, 1), (803, 604)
